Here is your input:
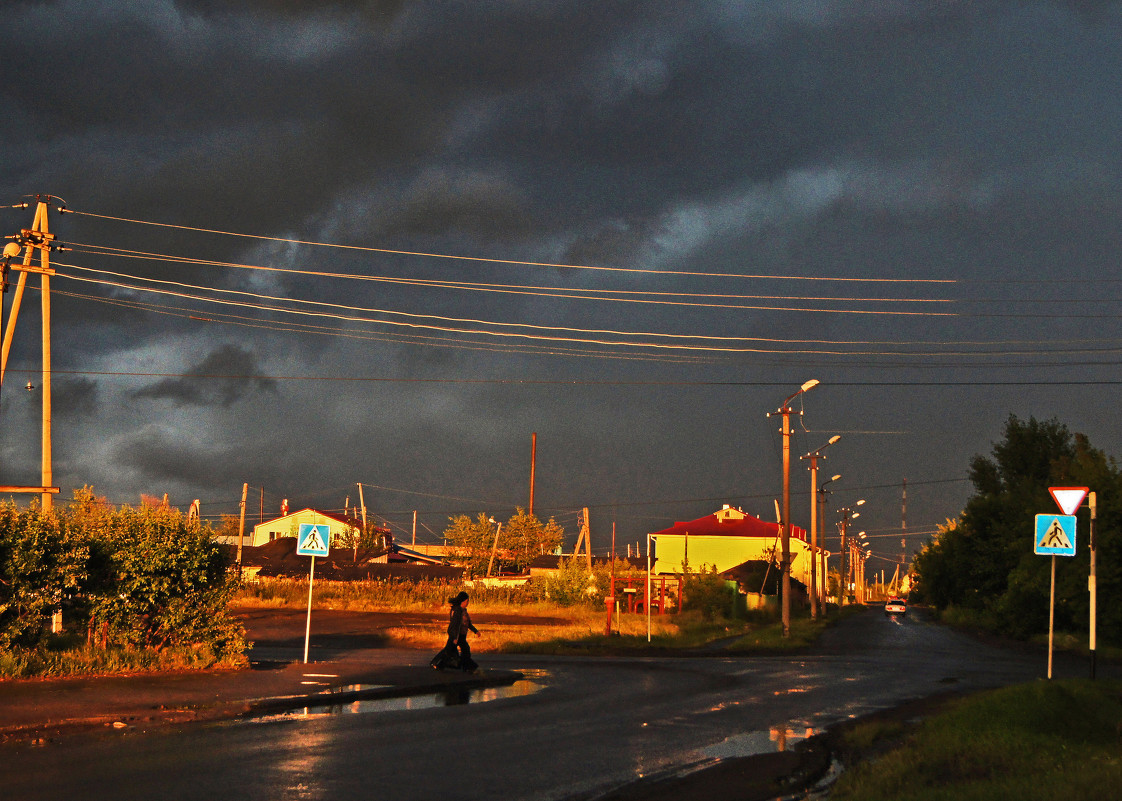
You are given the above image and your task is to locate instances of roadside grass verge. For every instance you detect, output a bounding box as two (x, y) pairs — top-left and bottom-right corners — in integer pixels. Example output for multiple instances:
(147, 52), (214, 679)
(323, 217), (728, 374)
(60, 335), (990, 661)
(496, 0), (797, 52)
(830, 679), (1122, 801)
(938, 604), (1122, 661)
(0, 635), (247, 680)
(233, 576), (540, 613)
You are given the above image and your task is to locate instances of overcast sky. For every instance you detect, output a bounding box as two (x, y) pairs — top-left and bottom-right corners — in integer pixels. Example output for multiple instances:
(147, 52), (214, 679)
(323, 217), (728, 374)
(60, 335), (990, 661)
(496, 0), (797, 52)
(3, 0), (1122, 573)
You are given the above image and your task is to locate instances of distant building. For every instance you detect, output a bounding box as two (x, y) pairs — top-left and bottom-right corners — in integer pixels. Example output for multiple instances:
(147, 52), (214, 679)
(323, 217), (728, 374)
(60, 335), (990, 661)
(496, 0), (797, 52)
(648, 505), (818, 590)
(235, 508), (390, 549)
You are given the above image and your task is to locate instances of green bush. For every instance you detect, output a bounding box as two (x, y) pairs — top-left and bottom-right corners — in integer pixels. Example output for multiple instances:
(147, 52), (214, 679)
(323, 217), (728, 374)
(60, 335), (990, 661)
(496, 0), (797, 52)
(681, 564), (738, 620)
(537, 556), (597, 606)
(0, 502), (87, 649)
(0, 489), (246, 668)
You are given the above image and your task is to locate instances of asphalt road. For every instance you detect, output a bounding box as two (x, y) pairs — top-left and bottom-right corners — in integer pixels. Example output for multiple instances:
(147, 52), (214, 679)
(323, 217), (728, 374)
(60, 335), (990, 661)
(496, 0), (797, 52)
(1, 609), (1103, 801)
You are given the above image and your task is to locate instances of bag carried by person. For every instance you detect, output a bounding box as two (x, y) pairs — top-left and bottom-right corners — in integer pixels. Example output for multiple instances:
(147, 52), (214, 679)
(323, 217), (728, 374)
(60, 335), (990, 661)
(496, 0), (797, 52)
(430, 643), (460, 670)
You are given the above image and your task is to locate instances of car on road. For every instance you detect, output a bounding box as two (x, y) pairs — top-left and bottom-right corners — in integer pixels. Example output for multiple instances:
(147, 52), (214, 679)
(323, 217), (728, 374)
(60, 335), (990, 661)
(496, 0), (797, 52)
(885, 597), (907, 617)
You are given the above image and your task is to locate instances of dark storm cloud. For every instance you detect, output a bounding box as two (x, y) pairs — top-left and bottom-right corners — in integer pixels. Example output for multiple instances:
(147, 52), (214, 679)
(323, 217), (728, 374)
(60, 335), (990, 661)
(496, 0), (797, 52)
(4, 0), (1122, 558)
(173, 0), (409, 23)
(52, 377), (99, 418)
(131, 344), (276, 407)
(112, 424), (248, 490)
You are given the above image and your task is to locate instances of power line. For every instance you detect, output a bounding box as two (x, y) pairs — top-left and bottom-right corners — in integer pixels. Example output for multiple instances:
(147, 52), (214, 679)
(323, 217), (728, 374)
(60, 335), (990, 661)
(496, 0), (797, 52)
(62, 207), (957, 284)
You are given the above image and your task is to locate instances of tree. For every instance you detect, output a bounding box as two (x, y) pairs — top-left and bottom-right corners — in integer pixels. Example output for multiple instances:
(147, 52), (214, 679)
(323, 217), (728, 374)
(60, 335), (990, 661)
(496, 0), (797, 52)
(502, 508), (564, 572)
(443, 513), (496, 577)
(912, 415), (1122, 644)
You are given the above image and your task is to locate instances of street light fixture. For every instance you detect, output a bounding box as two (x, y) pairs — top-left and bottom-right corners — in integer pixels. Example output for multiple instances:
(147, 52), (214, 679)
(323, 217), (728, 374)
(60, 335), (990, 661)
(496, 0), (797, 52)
(769, 379), (821, 637)
(802, 435), (840, 620)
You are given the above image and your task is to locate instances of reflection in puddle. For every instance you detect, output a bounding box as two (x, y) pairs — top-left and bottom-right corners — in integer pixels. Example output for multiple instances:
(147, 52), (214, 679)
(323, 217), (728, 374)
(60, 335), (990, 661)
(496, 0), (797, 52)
(247, 679), (543, 722)
(700, 723), (818, 758)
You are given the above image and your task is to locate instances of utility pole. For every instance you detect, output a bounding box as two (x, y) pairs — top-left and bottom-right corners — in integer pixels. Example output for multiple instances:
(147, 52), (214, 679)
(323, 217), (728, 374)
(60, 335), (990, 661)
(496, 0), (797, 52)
(528, 432), (537, 518)
(1089, 491), (1098, 679)
(769, 380), (820, 638)
(802, 437), (839, 620)
(1, 196), (61, 509)
(574, 507), (593, 572)
(237, 482), (248, 566)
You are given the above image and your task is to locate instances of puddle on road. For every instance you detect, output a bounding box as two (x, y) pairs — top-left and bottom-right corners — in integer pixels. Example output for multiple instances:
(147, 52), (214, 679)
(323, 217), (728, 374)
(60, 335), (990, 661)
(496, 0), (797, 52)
(700, 723), (819, 759)
(244, 678), (545, 723)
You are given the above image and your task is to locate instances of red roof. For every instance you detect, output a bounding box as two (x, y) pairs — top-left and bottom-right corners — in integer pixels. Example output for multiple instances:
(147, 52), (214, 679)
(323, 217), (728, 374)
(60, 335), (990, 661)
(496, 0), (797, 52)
(650, 507), (807, 542)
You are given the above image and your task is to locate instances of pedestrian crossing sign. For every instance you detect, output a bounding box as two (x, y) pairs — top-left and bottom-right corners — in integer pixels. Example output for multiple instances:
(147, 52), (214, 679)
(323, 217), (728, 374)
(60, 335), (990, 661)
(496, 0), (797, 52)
(297, 523), (330, 557)
(1034, 514), (1076, 557)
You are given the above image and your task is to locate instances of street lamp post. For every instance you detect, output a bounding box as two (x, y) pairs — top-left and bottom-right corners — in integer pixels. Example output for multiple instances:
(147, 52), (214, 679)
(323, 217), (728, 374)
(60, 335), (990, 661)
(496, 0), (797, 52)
(837, 500), (865, 605)
(769, 379), (820, 638)
(802, 436), (840, 620)
(817, 474), (841, 612)
(857, 532), (868, 601)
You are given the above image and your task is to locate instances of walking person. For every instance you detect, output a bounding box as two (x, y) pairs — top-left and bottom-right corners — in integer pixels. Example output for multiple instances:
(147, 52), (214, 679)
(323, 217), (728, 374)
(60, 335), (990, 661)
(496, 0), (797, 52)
(449, 590), (479, 672)
(431, 590), (480, 671)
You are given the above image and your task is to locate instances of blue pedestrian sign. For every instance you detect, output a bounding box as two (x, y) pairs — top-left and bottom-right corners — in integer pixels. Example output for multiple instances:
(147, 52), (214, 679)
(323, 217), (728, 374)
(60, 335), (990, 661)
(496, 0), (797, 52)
(1034, 514), (1076, 557)
(297, 523), (330, 557)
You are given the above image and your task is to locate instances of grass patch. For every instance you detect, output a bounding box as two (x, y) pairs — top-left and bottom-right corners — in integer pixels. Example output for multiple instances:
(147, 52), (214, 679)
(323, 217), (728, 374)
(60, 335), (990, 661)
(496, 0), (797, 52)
(234, 576), (540, 612)
(831, 679), (1122, 801)
(0, 635), (247, 679)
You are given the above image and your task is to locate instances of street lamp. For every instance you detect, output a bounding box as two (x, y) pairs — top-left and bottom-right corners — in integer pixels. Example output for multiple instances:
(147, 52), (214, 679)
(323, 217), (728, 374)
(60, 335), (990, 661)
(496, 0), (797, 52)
(817, 474), (840, 610)
(486, 516), (503, 577)
(856, 533), (868, 601)
(769, 378), (820, 637)
(801, 435), (840, 620)
(837, 500), (865, 605)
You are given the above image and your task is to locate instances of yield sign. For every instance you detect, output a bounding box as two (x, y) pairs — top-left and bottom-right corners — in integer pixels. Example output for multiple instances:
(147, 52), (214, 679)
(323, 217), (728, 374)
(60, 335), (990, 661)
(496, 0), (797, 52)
(1049, 487), (1088, 516)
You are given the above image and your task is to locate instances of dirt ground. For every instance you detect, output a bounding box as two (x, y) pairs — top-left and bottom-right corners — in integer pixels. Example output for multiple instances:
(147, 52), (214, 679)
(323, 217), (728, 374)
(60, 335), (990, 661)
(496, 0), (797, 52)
(234, 605), (571, 650)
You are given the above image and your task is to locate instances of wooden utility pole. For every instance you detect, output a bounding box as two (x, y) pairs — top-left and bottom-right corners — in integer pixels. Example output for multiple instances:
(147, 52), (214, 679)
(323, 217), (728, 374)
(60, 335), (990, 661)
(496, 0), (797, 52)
(573, 507), (593, 571)
(237, 482), (248, 566)
(1, 196), (60, 508)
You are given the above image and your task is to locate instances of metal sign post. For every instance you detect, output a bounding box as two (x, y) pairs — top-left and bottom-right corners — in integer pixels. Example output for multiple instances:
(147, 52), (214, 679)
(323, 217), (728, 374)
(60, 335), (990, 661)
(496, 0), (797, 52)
(297, 523), (331, 664)
(1037, 491), (1083, 680)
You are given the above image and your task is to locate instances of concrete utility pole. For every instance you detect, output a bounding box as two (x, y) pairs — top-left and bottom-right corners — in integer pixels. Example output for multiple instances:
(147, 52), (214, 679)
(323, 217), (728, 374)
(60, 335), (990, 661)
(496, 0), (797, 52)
(817, 474), (839, 612)
(836, 500), (864, 604)
(802, 436), (840, 620)
(528, 432), (536, 518)
(1, 196), (61, 509)
(769, 379), (820, 638)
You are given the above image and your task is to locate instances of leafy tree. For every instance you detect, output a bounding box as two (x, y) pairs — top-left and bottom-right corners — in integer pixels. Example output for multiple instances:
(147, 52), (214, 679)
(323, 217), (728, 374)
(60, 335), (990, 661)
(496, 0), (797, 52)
(443, 509), (564, 576)
(913, 415), (1122, 644)
(502, 508), (564, 572)
(443, 512), (496, 577)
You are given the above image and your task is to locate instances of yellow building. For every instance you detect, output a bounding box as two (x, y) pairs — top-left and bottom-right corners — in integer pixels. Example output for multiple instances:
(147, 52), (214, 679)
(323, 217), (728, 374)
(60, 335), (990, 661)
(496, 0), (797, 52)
(649, 505), (820, 590)
(246, 508), (375, 548)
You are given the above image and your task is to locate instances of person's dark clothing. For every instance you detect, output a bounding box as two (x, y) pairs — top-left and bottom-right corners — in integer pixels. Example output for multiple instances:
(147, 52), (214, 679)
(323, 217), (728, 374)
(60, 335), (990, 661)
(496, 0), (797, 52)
(446, 600), (478, 670)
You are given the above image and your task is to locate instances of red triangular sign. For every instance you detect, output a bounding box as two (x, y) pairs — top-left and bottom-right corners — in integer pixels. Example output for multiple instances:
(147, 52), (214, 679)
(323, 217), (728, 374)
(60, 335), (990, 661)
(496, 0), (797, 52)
(1049, 487), (1088, 516)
